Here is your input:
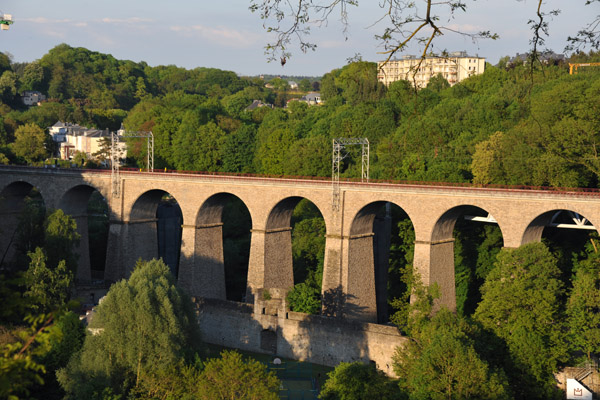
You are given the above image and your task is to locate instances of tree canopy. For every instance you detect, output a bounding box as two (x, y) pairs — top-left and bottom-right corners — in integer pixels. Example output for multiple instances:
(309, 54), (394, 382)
(58, 258), (200, 398)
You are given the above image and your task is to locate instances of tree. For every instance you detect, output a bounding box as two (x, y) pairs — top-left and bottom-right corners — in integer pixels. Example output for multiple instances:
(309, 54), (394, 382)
(20, 61), (44, 92)
(474, 242), (567, 398)
(71, 150), (88, 167)
(286, 282), (321, 314)
(566, 250), (600, 362)
(0, 70), (17, 103)
(0, 313), (56, 399)
(24, 248), (73, 314)
(197, 350), (280, 400)
(393, 310), (511, 400)
(320, 361), (405, 400)
(12, 123), (48, 164)
(249, 0), (597, 71)
(471, 131), (507, 185)
(250, 0), (500, 63)
(221, 124), (257, 173)
(173, 118), (226, 172)
(299, 79), (312, 91)
(44, 209), (80, 275)
(426, 73), (450, 93)
(92, 136), (113, 166)
(58, 259), (200, 398)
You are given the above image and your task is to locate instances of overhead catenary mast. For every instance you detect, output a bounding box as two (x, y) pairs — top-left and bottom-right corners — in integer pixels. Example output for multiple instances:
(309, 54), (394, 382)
(331, 138), (369, 211)
(111, 128), (154, 197)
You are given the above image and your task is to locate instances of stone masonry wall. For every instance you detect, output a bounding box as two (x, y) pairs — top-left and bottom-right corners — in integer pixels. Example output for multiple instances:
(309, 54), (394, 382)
(195, 294), (407, 376)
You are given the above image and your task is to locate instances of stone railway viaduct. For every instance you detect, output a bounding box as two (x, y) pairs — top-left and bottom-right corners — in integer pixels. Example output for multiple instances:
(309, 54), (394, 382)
(2, 165), (599, 373)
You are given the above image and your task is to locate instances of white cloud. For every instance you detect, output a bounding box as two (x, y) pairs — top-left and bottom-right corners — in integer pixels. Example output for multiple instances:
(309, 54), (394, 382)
(101, 17), (154, 24)
(19, 17), (73, 24)
(169, 24), (259, 47)
(41, 29), (68, 39)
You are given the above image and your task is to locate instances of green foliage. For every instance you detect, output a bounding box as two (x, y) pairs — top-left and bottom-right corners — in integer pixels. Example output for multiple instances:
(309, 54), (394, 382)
(426, 73), (450, 93)
(0, 70), (17, 103)
(393, 309), (511, 400)
(474, 242), (567, 397)
(453, 218), (503, 316)
(471, 131), (506, 185)
(173, 119), (226, 172)
(292, 214), (325, 283)
(24, 248), (73, 314)
(12, 123), (47, 163)
(320, 361), (405, 400)
(197, 350), (280, 400)
(286, 282), (321, 314)
(0, 314), (55, 399)
(221, 124), (257, 173)
(0, 311), (83, 400)
(59, 259), (200, 398)
(387, 213), (415, 319)
(566, 249), (600, 361)
(19, 61), (44, 92)
(44, 209), (80, 275)
(299, 79), (312, 92)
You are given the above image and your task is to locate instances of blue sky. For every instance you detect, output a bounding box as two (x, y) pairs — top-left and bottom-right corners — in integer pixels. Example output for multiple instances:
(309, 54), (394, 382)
(0, 1), (596, 77)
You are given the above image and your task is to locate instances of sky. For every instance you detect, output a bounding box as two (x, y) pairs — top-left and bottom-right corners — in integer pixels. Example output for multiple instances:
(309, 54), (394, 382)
(0, 1), (597, 77)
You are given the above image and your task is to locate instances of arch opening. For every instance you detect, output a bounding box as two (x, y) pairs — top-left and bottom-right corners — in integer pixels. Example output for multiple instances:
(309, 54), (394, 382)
(525, 209), (599, 286)
(288, 199), (326, 314)
(130, 190), (183, 277)
(446, 206), (504, 317)
(59, 184), (109, 282)
(348, 201), (415, 324)
(261, 197), (326, 314)
(190, 193), (252, 302)
(223, 197), (252, 301)
(0, 181), (46, 271)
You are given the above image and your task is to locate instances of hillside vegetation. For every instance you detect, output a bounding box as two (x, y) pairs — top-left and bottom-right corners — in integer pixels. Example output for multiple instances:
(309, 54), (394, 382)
(0, 45), (600, 189)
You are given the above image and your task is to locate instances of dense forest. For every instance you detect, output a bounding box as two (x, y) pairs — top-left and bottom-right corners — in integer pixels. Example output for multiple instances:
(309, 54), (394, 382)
(0, 44), (599, 189)
(2, 44), (600, 399)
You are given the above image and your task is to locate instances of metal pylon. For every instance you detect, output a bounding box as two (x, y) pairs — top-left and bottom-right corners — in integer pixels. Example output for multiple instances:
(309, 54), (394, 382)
(111, 130), (154, 197)
(332, 138), (369, 211)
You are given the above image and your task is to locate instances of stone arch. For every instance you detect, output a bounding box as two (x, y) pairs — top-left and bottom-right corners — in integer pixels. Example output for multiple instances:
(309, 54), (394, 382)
(0, 181), (46, 268)
(346, 201), (415, 323)
(130, 189), (170, 221)
(179, 192), (252, 300)
(431, 205), (505, 243)
(58, 184), (108, 282)
(425, 205), (504, 312)
(247, 196), (327, 301)
(521, 209), (599, 245)
(522, 209), (599, 280)
(105, 189), (183, 281)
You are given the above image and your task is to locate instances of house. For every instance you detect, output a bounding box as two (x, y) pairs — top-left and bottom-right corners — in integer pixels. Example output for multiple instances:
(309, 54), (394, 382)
(21, 91), (46, 106)
(288, 81), (299, 90)
(377, 51), (486, 88)
(507, 51), (565, 67)
(51, 121), (126, 162)
(297, 92), (321, 105)
(245, 100), (273, 111)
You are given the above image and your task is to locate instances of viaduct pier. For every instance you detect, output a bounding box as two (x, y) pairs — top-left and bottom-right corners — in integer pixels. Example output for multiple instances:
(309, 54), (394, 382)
(2, 166), (598, 373)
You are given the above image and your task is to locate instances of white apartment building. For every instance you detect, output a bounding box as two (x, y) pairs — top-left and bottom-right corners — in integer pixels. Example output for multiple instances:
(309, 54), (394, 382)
(377, 51), (486, 88)
(50, 121), (127, 162)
